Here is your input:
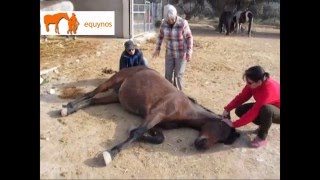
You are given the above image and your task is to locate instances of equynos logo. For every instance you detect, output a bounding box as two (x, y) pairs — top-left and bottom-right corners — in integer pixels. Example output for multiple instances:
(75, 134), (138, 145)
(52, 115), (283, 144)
(40, 11), (115, 35)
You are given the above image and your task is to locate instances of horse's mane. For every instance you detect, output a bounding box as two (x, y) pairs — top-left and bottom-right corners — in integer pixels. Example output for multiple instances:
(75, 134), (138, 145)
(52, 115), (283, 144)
(187, 96), (214, 114)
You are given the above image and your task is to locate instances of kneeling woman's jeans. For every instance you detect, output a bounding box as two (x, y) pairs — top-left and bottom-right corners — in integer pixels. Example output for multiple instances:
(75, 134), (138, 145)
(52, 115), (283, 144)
(235, 103), (280, 140)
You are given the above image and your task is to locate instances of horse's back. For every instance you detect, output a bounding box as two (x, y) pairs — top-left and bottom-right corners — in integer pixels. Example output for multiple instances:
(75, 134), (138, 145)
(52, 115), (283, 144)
(44, 13), (68, 22)
(120, 67), (178, 96)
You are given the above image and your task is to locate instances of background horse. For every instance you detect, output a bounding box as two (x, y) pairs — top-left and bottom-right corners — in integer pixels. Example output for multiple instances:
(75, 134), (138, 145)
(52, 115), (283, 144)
(61, 66), (240, 166)
(217, 11), (235, 35)
(44, 12), (69, 34)
(233, 9), (253, 36)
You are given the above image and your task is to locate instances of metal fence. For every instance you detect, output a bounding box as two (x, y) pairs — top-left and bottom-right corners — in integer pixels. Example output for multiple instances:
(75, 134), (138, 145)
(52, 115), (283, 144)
(133, 0), (162, 37)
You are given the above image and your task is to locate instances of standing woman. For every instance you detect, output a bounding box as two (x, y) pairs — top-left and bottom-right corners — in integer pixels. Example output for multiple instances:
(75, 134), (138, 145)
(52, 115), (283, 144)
(152, 4), (193, 91)
(222, 66), (280, 148)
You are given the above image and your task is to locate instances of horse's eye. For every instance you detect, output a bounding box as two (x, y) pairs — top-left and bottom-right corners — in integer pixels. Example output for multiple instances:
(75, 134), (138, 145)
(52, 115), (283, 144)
(195, 138), (208, 150)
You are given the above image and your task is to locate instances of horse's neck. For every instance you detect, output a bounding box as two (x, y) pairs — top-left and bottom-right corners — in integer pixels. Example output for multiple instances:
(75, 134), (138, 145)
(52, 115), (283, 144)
(191, 103), (219, 120)
(58, 14), (68, 20)
(199, 109), (218, 119)
(61, 16), (68, 20)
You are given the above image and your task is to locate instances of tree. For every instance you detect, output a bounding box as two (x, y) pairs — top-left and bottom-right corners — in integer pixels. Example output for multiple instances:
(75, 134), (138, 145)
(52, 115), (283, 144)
(180, 0), (258, 18)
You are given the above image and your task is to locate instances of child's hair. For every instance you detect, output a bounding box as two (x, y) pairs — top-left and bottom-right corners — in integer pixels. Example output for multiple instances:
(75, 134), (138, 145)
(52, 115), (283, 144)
(124, 40), (135, 50)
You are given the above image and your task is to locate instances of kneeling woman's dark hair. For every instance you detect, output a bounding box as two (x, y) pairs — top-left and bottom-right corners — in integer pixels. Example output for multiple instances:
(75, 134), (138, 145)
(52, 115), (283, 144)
(243, 65), (270, 82)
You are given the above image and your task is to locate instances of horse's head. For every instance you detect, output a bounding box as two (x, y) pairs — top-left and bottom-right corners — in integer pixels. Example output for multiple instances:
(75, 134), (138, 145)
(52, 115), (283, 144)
(186, 97), (240, 150)
(194, 119), (240, 150)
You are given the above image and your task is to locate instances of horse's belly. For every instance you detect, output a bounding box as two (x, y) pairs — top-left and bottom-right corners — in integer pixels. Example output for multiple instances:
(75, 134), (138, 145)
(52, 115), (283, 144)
(117, 83), (150, 117)
(117, 70), (177, 118)
(119, 97), (147, 117)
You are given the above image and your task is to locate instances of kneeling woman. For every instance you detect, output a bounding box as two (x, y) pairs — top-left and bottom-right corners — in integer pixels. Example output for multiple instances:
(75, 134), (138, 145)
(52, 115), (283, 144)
(222, 65), (280, 148)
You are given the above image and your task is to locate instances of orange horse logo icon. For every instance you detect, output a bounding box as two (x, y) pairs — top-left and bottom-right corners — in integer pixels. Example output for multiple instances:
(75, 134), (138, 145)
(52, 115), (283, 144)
(44, 13), (69, 34)
(43, 12), (79, 35)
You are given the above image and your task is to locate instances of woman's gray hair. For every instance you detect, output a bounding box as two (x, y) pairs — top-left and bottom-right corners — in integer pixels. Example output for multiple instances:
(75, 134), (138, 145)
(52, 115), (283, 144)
(163, 4), (177, 21)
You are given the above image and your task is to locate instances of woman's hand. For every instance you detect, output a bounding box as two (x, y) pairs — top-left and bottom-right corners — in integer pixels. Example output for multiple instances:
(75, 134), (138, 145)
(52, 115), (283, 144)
(222, 110), (230, 118)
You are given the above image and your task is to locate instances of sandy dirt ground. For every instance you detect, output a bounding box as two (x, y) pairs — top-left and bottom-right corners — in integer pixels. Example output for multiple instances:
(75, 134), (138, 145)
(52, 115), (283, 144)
(40, 19), (280, 179)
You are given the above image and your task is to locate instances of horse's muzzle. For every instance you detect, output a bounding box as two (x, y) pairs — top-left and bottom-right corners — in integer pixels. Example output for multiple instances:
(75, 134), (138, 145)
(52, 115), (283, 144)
(195, 138), (209, 151)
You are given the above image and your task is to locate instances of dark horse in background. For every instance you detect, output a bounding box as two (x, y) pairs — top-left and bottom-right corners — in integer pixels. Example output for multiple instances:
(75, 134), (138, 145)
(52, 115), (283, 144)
(61, 66), (240, 166)
(218, 11), (235, 36)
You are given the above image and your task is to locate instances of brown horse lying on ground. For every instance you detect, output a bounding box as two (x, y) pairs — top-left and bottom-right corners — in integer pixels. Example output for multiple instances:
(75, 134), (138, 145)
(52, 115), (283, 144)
(61, 66), (240, 165)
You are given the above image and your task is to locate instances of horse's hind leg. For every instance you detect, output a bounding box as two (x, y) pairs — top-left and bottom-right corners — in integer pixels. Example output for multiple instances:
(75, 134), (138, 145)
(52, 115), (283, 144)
(61, 90), (119, 116)
(45, 24), (49, 32)
(64, 79), (119, 111)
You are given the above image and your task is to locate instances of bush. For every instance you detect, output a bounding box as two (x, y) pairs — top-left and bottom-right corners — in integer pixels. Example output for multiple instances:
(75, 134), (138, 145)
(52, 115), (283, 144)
(262, 2), (280, 20)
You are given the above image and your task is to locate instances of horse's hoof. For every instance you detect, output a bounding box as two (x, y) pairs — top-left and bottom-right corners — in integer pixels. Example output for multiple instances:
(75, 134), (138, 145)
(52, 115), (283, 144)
(127, 125), (137, 134)
(61, 107), (68, 117)
(102, 151), (112, 166)
(66, 102), (73, 108)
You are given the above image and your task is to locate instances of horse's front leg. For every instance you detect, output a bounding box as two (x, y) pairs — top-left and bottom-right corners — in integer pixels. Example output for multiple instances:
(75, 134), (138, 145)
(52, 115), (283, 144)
(132, 127), (165, 144)
(55, 24), (60, 34)
(103, 113), (164, 165)
(248, 20), (252, 37)
(236, 23), (240, 33)
(103, 126), (148, 166)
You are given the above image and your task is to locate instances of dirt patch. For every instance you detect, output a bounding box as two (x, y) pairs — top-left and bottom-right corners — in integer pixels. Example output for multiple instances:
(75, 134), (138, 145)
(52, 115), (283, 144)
(58, 86), (86, 99)
(40, 20), (280, 179)
(40, 38), (101, 70)
(102, 67), (118, 74)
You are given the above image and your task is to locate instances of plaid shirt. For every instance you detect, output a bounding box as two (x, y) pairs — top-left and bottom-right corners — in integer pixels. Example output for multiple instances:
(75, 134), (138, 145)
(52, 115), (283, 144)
(156, 16), (193, 60)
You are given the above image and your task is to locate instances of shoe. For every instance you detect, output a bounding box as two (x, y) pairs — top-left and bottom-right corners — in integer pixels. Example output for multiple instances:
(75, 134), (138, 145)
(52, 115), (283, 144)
(253, 127), (260, 134)
(250, 136), (267, 148)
